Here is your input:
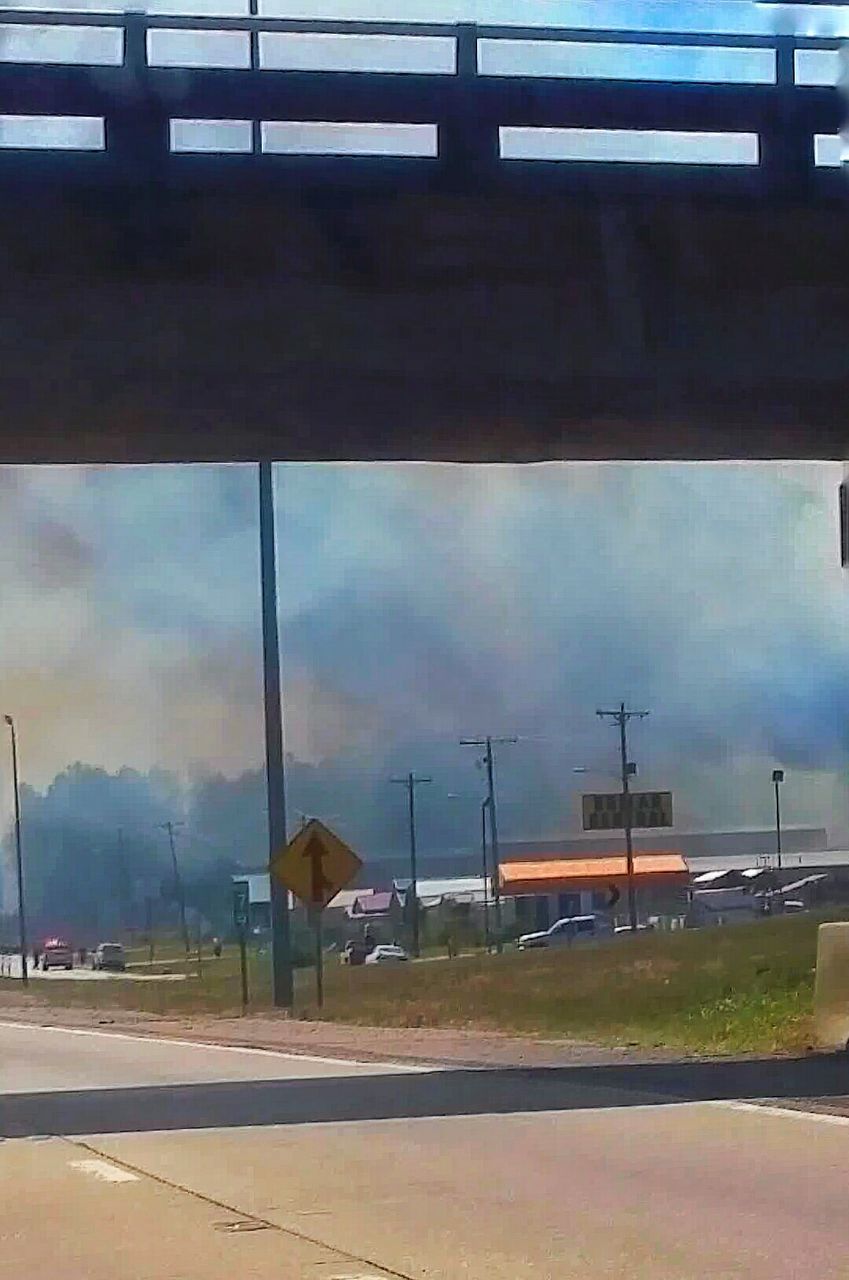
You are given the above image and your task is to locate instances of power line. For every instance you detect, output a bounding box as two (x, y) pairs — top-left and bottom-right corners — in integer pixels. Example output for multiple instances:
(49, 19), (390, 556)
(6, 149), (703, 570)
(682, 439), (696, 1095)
(460, 736), (517, 951)
(596, 703), (650, 932)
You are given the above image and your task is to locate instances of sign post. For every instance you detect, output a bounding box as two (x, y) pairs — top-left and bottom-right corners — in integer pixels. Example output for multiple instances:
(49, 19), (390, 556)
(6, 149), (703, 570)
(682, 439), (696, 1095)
(233, 881), (250, 1011)
(311, 908), (324, 1008)
(270, 819), (363, 1011)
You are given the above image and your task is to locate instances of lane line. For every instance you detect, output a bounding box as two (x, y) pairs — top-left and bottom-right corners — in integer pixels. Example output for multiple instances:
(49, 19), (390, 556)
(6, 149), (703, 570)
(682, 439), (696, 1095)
(62, 1135), (416, 1280)
(0, 1020), (431, 1073)
(69, 1157), (140, 1183)
(707, 1100), (849, 1128)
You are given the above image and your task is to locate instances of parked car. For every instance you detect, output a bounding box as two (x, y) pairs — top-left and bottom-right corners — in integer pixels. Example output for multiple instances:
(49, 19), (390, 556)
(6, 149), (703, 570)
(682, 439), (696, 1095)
(92, 942), (126, 972)
(517, 914), (611, 951)
(341, 939), (371, 966)
(364, 944), (409, 965)
(40, 939), (73, 970)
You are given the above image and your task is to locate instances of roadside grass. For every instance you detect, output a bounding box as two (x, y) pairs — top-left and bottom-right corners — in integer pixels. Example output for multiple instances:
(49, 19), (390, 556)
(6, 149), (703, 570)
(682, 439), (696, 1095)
(0, 914), (837, 1055)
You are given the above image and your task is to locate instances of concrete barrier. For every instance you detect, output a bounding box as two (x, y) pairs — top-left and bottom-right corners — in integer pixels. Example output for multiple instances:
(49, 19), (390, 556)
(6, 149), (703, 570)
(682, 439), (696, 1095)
(814, 923), (849, 1051)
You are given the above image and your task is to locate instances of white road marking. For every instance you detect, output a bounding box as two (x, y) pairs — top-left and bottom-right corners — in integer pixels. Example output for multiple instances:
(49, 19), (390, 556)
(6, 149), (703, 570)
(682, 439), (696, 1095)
(69, 1158), (140, 1183)
(331, 1273), (392, 1279)
(0, 1020), (431, 1072)
(709, 1100), (849, 1128)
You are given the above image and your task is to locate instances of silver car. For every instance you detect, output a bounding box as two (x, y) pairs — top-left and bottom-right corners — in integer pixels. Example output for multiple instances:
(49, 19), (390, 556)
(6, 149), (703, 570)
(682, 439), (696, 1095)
(92, 942), (126, 972)
(517, 914), (610, 950)
(364, 944), (409, 965)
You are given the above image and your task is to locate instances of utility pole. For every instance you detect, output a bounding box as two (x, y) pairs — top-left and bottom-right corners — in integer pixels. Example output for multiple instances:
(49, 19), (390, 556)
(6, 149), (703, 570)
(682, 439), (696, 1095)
(480, 797), (490, 951)
(145, 895), (154, 963)
(258, 461), (294, 1009)
(159, 820), (189, 956)
(772, 769), (784, 871)
(596, 703), (649, 931)
(461, 737), (517, 952)
(391, 773), (431, 957)
(5, 715), (27, 986)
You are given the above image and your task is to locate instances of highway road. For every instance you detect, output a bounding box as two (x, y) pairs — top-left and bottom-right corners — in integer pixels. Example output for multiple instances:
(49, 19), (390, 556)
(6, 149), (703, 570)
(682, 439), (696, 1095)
(2, 1021), (849, 1280)
(0, 954), (187, 981)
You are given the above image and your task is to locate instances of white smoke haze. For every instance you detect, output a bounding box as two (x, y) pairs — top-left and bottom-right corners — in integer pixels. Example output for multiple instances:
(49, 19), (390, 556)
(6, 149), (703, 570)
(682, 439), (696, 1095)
(0, 461), (847, 853)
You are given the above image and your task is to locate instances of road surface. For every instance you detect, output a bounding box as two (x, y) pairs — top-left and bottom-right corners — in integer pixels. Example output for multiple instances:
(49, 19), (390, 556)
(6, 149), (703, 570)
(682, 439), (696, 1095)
(2, 1021), (849, 1280)
(0, 955), (186, 981)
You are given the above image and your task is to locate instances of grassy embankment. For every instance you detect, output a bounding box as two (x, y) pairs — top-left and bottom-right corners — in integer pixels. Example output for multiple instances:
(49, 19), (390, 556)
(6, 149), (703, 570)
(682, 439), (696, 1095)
(0, 913), (836, 1055)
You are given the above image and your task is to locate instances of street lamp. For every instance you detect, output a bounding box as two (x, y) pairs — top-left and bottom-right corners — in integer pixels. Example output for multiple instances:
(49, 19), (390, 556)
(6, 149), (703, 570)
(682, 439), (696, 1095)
(4, 715), (27, 985)
(772, 769), (785, 871)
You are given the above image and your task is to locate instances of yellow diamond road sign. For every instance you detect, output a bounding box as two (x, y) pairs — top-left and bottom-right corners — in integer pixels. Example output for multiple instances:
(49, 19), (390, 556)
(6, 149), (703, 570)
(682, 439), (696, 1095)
(270, 818), (363, 910)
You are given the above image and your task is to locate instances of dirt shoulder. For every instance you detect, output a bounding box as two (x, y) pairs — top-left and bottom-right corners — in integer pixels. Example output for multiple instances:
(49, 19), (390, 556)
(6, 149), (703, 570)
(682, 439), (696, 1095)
(0, 995), (694, 1068)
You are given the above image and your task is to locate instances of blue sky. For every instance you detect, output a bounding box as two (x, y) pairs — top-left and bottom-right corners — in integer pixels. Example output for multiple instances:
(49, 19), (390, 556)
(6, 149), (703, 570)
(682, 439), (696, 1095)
(1, 462), (848, 844)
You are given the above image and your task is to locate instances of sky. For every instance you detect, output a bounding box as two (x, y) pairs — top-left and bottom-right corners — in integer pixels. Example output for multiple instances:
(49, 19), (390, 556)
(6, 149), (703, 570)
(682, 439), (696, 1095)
(1, 462), (849, 847)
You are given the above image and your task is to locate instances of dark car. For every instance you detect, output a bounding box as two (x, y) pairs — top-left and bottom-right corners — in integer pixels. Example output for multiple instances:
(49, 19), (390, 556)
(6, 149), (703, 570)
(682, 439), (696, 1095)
(341, 939), (370, 966)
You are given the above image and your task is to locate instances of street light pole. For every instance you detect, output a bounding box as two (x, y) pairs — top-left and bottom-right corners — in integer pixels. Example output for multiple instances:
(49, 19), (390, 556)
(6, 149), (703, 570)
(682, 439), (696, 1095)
(597, 703), (649, 931)
(391, 773), (431, 957)
(4, 716), (27, 986)
(772, 769), (784, 871)
(258, 460), (294, 1009)
(461, 736), (517, 952)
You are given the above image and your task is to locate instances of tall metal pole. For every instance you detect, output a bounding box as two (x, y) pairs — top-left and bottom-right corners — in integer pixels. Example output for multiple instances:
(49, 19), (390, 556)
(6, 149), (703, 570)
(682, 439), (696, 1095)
(5, 716), (27, 986)
(484, 740), (502, 948)
(391, 772), (431, 958)
(461, 737), (516, 954)
(597, 703), (649, 932)
(773, 770), (784, 871)
(145, 895), (154, 963)
(407, 773), (419, 958)
(480, 797), (490, 951)
(618, 710), (637, 933)
(161, 821), (189, 956)
(259, 461), (293, 1008)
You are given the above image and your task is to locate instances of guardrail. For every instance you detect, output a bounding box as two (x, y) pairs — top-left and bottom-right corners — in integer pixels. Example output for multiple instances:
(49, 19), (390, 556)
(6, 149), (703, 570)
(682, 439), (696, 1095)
(0, 0), (843, 196)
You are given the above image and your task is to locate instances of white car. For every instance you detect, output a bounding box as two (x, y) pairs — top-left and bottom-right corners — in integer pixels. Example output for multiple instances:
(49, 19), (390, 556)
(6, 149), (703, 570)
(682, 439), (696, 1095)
(517, 914), (610, 950)
(364, 944), (409, 965)
(40, 939), (74, 970)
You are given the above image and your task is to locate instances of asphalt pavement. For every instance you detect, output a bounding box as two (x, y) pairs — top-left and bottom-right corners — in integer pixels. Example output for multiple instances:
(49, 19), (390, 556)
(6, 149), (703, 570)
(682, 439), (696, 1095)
(0, 955), (186, 981)
(2, 1020), (849, 1280)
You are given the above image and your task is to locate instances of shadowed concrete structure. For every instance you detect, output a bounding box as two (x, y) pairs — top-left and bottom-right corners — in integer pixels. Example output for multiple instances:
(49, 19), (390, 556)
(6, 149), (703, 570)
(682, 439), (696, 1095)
(1, 2), (849, 462)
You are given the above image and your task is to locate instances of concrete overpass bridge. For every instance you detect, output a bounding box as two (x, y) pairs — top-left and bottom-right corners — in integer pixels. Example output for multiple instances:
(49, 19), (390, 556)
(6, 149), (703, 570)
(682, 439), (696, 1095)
(0, 0), (848, 462)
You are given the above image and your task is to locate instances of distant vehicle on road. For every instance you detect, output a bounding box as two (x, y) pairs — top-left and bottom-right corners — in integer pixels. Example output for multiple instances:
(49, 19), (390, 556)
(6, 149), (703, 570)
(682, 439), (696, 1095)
(91, 942), (126, 972)
(341, 939), (371, 966)
(517, 914), (611, 950)
(364, 944), (409, 965)
(40, 939), (73, 970)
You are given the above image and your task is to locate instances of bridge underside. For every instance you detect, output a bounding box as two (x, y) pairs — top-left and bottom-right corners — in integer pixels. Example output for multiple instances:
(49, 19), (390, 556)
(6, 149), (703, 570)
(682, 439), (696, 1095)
(6, 187), (849, 463)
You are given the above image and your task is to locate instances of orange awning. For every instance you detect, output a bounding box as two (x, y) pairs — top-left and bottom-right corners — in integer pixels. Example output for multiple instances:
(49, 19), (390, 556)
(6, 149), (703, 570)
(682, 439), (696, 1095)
(500, 853), (689, 895)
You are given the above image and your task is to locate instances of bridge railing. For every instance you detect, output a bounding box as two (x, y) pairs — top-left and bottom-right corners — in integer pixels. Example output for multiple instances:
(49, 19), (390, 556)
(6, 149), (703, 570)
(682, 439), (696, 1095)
(0, 0), (843, 195)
